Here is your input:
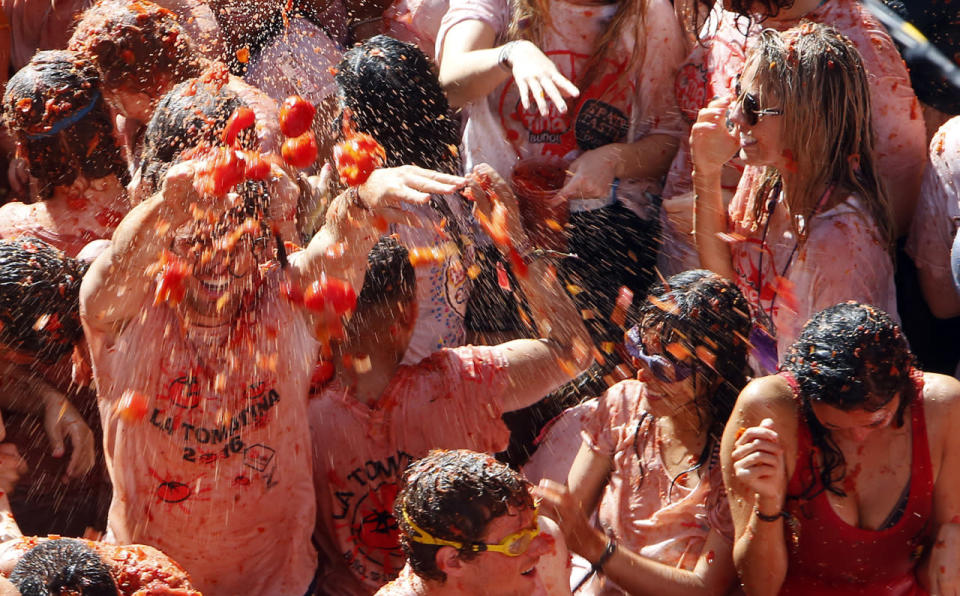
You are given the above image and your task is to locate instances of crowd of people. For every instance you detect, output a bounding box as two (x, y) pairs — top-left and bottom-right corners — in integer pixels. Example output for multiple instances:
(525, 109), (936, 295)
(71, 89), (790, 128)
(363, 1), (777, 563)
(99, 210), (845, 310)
(0, 0), (956, 593)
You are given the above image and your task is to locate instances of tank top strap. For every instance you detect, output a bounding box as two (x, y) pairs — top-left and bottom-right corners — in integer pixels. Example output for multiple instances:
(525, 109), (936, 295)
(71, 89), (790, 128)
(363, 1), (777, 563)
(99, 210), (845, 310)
(778, 370), (816, 497)
(907, 371), (934, 502)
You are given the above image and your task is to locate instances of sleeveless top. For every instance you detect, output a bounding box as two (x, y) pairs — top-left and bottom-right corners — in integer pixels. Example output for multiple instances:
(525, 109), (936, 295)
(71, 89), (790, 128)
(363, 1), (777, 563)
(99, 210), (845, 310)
(779, 371), (932, 595)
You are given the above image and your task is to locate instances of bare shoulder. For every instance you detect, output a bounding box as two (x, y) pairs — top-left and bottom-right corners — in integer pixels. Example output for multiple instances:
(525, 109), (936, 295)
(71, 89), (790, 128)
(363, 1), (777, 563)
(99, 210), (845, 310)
(735, 375), (798, 421)
(920, 372), (960, 441)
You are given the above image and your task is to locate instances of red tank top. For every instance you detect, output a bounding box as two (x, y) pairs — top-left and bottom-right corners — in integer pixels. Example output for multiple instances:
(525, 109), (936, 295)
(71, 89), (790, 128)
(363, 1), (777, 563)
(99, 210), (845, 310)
(779, 371), (932, 596)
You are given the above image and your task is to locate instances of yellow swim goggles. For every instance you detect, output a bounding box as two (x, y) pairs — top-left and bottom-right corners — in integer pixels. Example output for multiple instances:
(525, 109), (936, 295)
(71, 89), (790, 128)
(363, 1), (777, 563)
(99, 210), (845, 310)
(401, 506), (540, 557)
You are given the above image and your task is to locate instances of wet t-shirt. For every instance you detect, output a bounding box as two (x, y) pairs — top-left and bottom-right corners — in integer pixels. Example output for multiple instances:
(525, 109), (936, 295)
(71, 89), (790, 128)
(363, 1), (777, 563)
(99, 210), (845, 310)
(907, 116), (960, 287)
(580, 380), (732, 595)
(394, 194), (474, 364)
(87, 264), (320, 596)
(310, 345), (512, 594)
(727, 170), (898, 365)
(438, 0), (685, 200)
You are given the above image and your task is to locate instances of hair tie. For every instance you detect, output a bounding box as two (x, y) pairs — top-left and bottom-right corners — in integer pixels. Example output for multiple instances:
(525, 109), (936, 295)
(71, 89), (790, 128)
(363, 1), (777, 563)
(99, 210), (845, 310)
(24, 91), (101, 141)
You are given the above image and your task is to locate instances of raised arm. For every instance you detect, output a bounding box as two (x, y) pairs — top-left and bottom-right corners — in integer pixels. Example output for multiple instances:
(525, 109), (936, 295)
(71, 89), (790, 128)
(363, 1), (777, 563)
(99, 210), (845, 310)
(437, 18), (578, 115)
(539, 443), (736, 595)
(691, 97), (738, 280)
(292, 165), (464, 293)
(466, 165), (592, 412)
(720, 376), (799, 596)
(80, 161), (200, 339)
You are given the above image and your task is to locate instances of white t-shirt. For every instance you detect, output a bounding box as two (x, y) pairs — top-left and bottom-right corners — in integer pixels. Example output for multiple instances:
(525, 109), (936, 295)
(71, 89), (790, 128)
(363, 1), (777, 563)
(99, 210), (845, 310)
(437, 0), (686, 211)
(87, 262), (320, 596)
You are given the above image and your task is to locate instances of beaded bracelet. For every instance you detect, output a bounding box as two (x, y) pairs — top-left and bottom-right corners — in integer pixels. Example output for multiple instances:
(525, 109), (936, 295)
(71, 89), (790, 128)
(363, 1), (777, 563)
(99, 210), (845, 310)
(754, 507), (789, 522)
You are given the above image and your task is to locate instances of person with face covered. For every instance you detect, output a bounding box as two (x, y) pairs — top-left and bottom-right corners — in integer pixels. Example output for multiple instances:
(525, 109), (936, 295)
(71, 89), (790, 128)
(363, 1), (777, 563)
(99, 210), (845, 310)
(1, 50), (129, 257)
(80, 118), (464, 596)
(722, 301), (960, 595)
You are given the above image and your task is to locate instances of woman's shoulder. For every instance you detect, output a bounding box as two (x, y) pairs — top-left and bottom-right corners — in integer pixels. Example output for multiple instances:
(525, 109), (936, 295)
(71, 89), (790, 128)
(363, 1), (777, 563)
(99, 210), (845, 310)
(920, 372), (960, 417)
(734, 375), (799, 421)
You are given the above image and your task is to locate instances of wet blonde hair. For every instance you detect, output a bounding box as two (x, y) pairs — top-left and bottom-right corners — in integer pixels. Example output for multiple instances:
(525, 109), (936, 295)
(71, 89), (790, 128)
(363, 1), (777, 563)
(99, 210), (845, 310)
(505, 0), (646, 93)
(745, 22), (892, 248)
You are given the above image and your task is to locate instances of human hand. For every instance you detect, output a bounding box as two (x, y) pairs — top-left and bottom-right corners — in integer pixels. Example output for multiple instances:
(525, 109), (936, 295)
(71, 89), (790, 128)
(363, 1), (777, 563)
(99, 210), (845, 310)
(731, 418), (787, 514)
(466, 164), (524, 239)
(6, 157), (28, 198)
(663, 191), (695, 237)
(355, 165), (465, 226)
(507, 40), (580, 118)
(556, 145), (621, 201)
(928, 523), (960, 596)
(0, 443), (27, 495)
(534, 479), (604, 560)
(690, 97), (739, 175)
(42, 392), (95, 481)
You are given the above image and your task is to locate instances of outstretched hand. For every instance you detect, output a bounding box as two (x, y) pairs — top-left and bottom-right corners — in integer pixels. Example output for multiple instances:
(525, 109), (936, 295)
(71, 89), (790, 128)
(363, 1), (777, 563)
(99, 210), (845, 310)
(535, 479), (603, 559)
(43, 392), (95, 481)
(508, 40), (580, 118)
(355, 166), (465, 227)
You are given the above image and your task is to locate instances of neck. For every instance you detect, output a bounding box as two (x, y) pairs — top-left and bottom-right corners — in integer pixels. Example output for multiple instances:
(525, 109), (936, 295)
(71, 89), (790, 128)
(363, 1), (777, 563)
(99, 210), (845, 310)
(659, 407), (708, 454)
(763, 0), (824, 21)
(337, 339), (403, 407)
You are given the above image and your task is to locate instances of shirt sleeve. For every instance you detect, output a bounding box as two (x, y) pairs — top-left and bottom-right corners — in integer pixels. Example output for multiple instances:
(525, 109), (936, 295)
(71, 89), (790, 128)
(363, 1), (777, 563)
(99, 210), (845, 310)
(906, 121), (960, 279)
(397, 345), (513, 455)
(581, 380), (643, 457)
(435, 0), (509, 62)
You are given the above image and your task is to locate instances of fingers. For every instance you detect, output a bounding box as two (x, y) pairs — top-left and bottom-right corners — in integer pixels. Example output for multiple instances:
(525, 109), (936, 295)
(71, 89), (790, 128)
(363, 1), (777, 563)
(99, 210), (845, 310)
(515, 77), (531, 112)
(64, 420), (95, 479)
(539, 78), (568, 116)
(550, 71), (580, 99)
(45, 412), (66, 459)
(526, 77), (551, 118)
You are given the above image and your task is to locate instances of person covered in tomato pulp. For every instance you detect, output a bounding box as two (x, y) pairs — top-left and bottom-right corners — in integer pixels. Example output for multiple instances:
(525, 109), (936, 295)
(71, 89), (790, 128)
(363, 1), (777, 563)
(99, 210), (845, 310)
(722, 302), (960, 595)
(376, 449), (569, 596)
(79, 100), (466, 593)
(309, 166), (593, 594)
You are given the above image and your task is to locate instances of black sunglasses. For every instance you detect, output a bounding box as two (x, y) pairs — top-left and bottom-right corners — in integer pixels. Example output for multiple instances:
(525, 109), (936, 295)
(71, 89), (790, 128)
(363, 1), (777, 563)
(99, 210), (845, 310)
(734, 75), (783, 126)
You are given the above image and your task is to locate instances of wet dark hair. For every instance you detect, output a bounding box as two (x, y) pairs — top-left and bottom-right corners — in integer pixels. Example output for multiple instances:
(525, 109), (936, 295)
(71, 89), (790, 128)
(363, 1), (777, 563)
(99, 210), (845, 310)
(138, 78), (246, 196)
(781, 301), (917, 497)
(10, 539), (119, 596)
(68, 0), (202, 98)
(0, 238), (88, 363)
(353, 235), (416, 319)
(3, 51), (129, 197)
(635, 269), (752, 486)
(396, 449), (534, 582)
(335, 35), (459, 174)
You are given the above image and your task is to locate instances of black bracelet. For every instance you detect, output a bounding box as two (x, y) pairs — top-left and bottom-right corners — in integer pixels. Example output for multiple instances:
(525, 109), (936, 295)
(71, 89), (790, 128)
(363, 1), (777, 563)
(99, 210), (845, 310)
(497, 41), (518, 71)
(754, 507), (788, 522)
(593, 536), (617, 572)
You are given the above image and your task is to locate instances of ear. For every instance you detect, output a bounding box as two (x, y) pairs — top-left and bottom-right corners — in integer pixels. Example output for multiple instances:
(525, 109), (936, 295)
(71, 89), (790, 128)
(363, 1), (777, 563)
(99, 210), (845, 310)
(435, 546), (466, 578)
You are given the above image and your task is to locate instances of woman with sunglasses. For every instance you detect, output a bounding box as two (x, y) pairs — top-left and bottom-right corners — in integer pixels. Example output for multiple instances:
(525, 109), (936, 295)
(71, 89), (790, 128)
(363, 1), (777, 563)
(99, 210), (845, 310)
(722, 301), (960, 595)
(537, 269), (752, 595)
(658, 0), (924, 279)
(691, 22), (897, 373)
